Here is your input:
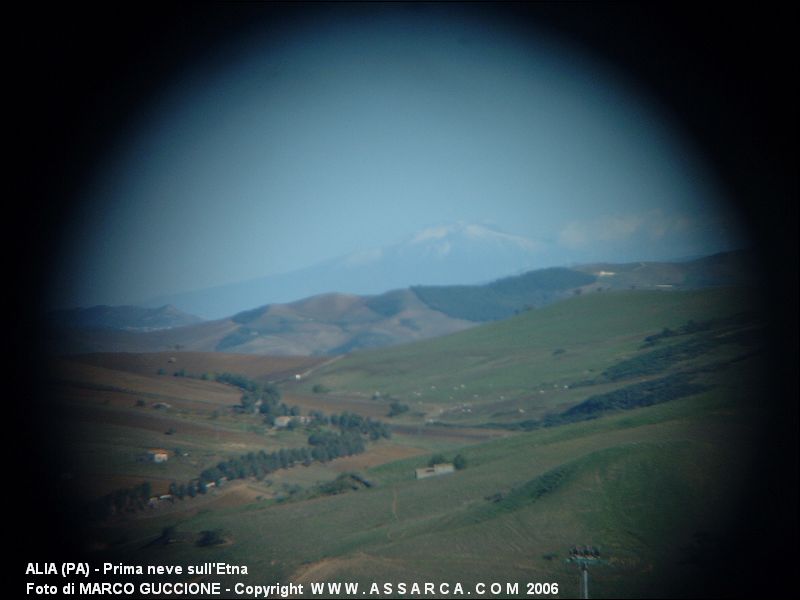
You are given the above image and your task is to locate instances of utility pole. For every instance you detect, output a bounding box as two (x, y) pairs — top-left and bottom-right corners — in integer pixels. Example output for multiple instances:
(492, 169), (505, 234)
(580, 562), (589, 599)
(568, 545), (601, 599)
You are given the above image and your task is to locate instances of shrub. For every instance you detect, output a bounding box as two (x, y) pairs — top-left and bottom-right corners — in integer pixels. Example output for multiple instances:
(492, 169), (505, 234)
(196, 529), (226, 547)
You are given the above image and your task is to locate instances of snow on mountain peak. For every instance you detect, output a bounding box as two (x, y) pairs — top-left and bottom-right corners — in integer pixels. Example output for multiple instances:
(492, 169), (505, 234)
(409, 223), (459, 244)
(409, 222), (539, 252)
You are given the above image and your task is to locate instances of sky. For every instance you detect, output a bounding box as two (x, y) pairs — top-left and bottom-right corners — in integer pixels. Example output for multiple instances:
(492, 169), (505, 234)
(49, 4), (745, 309)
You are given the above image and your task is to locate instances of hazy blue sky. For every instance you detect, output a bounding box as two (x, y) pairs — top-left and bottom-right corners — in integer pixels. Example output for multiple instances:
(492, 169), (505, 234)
(51, 4), (744, 308)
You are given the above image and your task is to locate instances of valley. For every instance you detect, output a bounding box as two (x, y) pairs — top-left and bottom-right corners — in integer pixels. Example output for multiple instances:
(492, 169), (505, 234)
(43, 283), (771, 597)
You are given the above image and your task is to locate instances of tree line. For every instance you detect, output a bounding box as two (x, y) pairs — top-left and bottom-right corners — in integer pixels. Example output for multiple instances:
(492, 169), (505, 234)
(90, 410), (392, 519)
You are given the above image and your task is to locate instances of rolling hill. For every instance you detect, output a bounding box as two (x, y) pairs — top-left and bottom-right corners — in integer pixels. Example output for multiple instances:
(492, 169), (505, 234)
(47, 290), (477, 356)
(47, 250), (756, 357)
(143, 222), (548, 319)
(296, 286), (762, 425)
(52, 283), (776, 598)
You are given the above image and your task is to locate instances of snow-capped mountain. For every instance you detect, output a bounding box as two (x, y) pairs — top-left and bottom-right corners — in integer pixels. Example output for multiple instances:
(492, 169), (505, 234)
(146, 222), (545, 319)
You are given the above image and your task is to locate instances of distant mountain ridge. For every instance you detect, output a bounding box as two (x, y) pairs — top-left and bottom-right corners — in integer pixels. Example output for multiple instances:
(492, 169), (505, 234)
(413, 267), (596, 322)
(48, 250), (755, 357)
(49, 304), (203, 332)
(145, 222), (546, 319)
(571, 249), (757, 290)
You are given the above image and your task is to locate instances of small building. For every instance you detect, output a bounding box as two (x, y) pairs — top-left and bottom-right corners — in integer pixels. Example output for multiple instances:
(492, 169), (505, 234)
(415, 463), (455, 480)
(274, 415), (311, 429)
(273, 416), (293, 428)
(147, 449), (169, 463)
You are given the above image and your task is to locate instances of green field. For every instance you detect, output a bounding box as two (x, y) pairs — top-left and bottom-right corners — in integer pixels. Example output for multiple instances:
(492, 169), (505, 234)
(91, 363), (762, 597)
(55, 287), (772, 597)
(295, 288), (758, 422)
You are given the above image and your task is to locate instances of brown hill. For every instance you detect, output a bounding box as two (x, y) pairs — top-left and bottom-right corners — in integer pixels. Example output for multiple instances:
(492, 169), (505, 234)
(48, 290), (475, 357)
(47, 252), (754, 357)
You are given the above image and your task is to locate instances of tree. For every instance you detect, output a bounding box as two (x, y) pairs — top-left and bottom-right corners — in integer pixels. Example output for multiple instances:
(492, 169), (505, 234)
(429, 454), (447, 467)
(388, 401), (409, 417)
(197, 529), (225, 547)
(139, 481), (152, 501)
(240, 394), (256, 413)
(262, 383), (282, 403)
(453, 454), (467, 470)
(160, 526), (177, 544)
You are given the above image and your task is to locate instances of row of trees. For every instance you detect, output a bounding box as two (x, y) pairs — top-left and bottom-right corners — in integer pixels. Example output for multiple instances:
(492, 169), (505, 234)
(483, 371), (712, 433)
(642, 319), (712, 346)
(330, 411), (391, 440)
(91, 375), (396, 519)
(553, 373), (709, 426)
(93, 481), (151, 519)
(601, 336), (718, 382)
(197, 446), (317, 485)
(307, 430), (366, 462)
(168, 479), (213, 499)
(315, 472), (370, 496)
(570, 314), (760, 390)
(93, 412), (388, 517)
(151, 418), (387, 513)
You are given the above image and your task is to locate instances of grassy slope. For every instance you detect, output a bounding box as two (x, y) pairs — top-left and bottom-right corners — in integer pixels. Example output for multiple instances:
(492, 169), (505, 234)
(49, 359), (324, 499)
(299, 288), (756, 419)
(411, 267), (596, 321)
(77, 288), (767, 597)
(99, 354), (761, 597)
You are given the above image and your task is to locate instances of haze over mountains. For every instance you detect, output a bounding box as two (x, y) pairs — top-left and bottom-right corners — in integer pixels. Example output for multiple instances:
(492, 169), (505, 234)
(48, 249), (755, 357)
(144, 223), (551, 319)
(51, 303), (203, 332)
